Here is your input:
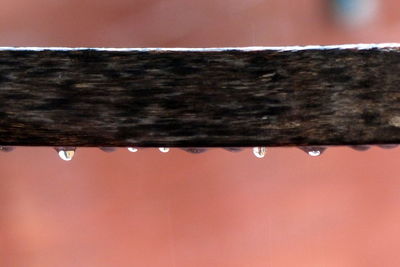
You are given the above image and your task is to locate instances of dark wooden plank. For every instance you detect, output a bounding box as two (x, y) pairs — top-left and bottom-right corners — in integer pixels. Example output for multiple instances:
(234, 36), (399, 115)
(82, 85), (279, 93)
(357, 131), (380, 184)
(0, 45), (400, 147)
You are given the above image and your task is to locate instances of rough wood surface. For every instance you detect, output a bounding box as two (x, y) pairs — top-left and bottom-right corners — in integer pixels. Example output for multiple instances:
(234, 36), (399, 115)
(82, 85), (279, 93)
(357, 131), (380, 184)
(1, 45), (400, 147)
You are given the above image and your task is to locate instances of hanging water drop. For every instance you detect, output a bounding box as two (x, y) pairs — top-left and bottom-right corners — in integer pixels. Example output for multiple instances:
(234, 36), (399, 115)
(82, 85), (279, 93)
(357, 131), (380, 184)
(349, 145), (370, 151)
(55, 147), (76, 161)
(0, 146), (14, 152)
(181, 148), (208, 154)
(253, 147), (266, 158)
(128, 147), (138, 152)
(223, 147), (244, 152)
(159, 147), (170, 153)
(308, 150), (321, 156)
(99, 147), (117, 152)
(377, 144), (398, 149)
(59, 150), (74, 161)
(299, 146), (326, 157)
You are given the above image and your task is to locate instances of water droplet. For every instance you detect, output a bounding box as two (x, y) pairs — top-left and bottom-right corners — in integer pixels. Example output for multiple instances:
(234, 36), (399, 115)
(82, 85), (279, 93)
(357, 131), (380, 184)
(0, 146), (14, 152)
(223, 147), (244, 152)
(99, 147), (117, 152)
(377, 144), (398, 149)
(253, 147), (266, 158)
(181, 148), (208, 154)
(127, 147), (138, 152)
(159, 147), (170, 153)
(349, 145), (370, 151)
(309, 150), (321, 156)
(299, 146), (326, 157)
(55, 147), (76, 161)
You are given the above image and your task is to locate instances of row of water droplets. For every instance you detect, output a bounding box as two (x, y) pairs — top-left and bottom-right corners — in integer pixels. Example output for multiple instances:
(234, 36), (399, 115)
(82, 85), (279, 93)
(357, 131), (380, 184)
(253, 147), (323, 158)
(60, 147), (313, 161)
(1, 145), (398, 161)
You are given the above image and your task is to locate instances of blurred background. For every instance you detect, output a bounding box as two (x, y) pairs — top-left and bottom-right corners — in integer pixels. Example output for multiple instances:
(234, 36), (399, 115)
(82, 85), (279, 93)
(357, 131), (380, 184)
(1, 0), (400, 266)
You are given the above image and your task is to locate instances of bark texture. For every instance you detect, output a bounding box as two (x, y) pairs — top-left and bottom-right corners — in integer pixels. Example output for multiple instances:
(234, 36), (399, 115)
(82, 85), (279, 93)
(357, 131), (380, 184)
(0, 46), (399, 146)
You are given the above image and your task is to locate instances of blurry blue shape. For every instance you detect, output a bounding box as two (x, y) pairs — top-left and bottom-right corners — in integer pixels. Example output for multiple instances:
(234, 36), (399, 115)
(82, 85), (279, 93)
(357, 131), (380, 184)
(334, 0), (360, 14)
(331, 0), (378, 27)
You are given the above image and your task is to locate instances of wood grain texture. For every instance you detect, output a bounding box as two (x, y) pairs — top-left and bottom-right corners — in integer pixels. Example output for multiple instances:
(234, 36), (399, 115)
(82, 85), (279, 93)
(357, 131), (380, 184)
(0, 45), (400, 147)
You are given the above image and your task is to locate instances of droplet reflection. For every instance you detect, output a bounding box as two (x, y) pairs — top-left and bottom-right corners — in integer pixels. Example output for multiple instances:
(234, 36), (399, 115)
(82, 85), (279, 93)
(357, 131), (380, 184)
(55, 147), (76, 161)
(299, 146), (326, 157)
(127, 147), (138, 152)
(253, 147), (266, 158)
(308, 150), (321, 156)
(159, 147), (170, 153)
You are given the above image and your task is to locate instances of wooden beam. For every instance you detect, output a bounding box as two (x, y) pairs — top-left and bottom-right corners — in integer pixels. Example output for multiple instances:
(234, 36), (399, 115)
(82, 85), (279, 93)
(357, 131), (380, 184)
(0, 44), (400, 147)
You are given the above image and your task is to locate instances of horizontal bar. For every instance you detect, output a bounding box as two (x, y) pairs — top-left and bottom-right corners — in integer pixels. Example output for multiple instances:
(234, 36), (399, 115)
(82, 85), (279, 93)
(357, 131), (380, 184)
(0, 44), (400, 147)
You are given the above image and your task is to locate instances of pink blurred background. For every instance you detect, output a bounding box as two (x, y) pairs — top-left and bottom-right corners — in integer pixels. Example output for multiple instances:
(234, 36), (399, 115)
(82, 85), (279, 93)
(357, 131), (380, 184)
(1, 0), (400, 266)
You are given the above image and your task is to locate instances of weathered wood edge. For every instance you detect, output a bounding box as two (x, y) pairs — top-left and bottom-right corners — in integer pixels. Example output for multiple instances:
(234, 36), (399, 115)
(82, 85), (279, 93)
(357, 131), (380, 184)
(1, 44), (400, 147)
